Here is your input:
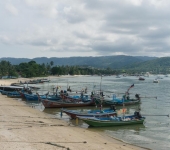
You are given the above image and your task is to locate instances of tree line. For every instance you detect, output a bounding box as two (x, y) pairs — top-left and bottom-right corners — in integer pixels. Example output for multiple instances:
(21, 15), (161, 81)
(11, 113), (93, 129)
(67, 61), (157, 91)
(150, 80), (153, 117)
(0, 60), (120, 78)
(0, 60), (167, 78)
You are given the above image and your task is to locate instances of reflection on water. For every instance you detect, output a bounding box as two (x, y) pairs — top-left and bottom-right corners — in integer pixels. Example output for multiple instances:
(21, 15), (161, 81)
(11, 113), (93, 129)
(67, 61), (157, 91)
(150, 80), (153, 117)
(24, 75), (170, 150)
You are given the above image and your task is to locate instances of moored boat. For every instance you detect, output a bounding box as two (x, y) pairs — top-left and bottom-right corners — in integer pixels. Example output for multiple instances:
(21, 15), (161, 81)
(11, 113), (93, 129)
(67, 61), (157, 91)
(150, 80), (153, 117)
(103, 99), (140, 106)
(62, 106), (117, 119)
(78, 112), (145, 127)
(41, 99), (95, 108)
(62, 93), (92, 102)
(7, 91), (22, 98)
(23, 93), (61, 102)
(0, 86), (23, 92)
(93, 93), (141, 106)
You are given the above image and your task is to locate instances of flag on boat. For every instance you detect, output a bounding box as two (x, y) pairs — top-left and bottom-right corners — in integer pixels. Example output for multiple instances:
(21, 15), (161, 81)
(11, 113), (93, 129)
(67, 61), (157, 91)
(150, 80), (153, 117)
(127, 84), (134, 92)
(117, 108), (127, 114)
(130, 84), (134, 88)
(122, 108), (126, 113)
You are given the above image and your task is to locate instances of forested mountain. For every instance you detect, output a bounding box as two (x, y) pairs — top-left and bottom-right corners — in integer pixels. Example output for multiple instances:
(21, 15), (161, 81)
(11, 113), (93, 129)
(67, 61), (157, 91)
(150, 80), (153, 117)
(124, 57), (170, 74)
(1, 56), (170, 78)
(0, 55), (156, 69)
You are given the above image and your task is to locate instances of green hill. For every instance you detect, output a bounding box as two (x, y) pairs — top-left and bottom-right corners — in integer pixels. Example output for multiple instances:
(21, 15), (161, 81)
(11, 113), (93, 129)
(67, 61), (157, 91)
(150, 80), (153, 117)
(0, 55), (156, 69)
(124, 57), (170, 73)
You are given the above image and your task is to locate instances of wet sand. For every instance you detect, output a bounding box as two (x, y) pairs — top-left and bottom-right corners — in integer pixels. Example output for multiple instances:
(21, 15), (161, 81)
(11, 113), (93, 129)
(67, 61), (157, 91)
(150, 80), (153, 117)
(0, 78), (148, 150)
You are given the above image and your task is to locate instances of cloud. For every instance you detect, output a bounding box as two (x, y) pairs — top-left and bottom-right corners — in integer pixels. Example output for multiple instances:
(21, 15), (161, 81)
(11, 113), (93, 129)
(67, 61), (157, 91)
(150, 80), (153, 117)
(0, 0), (170, 58)
(0, 35), (11, 44)
(5, 4), (18, 16)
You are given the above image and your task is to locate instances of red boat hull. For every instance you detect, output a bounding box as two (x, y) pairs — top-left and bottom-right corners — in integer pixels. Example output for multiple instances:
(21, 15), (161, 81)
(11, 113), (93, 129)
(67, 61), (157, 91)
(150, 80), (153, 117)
(41, 99), (95, 108)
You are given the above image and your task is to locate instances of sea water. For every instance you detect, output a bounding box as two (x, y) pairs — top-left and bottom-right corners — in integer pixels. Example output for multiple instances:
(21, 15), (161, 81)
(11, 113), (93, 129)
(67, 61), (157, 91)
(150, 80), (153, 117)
(33, 75), (170, 150)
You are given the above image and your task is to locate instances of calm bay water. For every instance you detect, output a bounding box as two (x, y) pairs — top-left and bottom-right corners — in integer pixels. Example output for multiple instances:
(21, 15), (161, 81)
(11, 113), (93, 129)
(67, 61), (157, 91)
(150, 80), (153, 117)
(31, 75), (170, 150)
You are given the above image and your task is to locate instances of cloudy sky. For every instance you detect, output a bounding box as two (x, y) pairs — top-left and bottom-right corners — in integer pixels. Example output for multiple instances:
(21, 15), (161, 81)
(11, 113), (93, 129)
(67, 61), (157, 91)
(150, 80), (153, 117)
(0, 0), (170, 58)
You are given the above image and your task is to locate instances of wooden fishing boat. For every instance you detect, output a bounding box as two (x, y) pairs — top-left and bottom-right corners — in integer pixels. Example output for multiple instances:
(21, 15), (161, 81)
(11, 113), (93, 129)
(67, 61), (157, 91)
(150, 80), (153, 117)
(1, 90), (9, 95)
(42, 95), (61, 101)
(24, 93), (61, 102)
(18, 91), (26, 99)
(41, 99), (95, 108)
(1, 90), (20, 96)
(62, 93), (92, 102)
(7, 92), (22, 98)
(7, 94), (22, 98)
(24, 93), (39, 101)
(18, 89), (37, 99)
(93, 94), (141, 106)
(37, 91), (95, 108)
(62, 107), (117, 119)
(0, 86), (23, 92)
(103, 99), (140, 106)
(78, 113), (145, 127)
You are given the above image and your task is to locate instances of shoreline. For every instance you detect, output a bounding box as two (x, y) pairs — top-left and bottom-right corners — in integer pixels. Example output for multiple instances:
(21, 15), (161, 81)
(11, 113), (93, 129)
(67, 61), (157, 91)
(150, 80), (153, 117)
(0, 75), (90, 85)
(0, 77), (148, 150)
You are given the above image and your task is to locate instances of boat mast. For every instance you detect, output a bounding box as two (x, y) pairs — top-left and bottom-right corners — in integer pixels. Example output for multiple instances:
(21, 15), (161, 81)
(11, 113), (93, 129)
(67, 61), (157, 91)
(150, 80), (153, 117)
(99, 75), (103, 111)
(122, 102), (125, 119)
(100, 75), (102, 92)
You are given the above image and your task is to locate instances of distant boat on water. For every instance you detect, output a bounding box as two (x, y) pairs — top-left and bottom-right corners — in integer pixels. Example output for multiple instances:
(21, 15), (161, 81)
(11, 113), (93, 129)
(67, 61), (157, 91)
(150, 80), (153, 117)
(116, 75), (121, 78)
(144, 72), (149, 77)
(139, 77), (145, 80)
(153, 79), (159, 83)
(156, 76), (163, 79)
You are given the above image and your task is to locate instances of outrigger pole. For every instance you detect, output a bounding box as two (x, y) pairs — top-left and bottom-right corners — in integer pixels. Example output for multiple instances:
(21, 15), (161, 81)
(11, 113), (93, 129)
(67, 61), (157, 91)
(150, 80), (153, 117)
(142, 114), (169, 117)
(140, 96), (157, 99)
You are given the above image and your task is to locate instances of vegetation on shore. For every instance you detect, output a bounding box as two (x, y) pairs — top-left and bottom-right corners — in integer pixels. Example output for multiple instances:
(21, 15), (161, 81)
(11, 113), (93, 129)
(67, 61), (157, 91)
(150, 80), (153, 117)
(0, 60), (119, 78)
(0, 56), (170, 78)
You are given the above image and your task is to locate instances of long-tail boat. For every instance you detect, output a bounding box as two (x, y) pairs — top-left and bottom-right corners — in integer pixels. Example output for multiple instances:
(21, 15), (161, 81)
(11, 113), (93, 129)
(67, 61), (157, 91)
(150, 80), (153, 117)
(41, 98), (95, 108)
(93, 93), (141, 106)
(78, 112), (145, 127)
(7, 91), (22, 98)
(62, 106), (117, 119)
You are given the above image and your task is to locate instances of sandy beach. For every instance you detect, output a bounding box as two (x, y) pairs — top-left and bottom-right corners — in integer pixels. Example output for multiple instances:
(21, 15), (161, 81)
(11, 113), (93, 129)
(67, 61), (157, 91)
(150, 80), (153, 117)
(0, 78), (148, 150)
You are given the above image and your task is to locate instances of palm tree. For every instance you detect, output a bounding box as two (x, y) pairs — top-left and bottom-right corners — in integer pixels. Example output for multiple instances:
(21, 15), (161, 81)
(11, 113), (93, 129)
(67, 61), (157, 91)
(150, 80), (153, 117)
(50, 61), (54, 67)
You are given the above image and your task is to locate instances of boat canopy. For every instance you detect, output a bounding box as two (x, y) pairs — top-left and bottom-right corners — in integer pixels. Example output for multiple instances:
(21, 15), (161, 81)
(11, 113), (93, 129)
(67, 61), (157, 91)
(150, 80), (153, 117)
(0, 86), (24, 89)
